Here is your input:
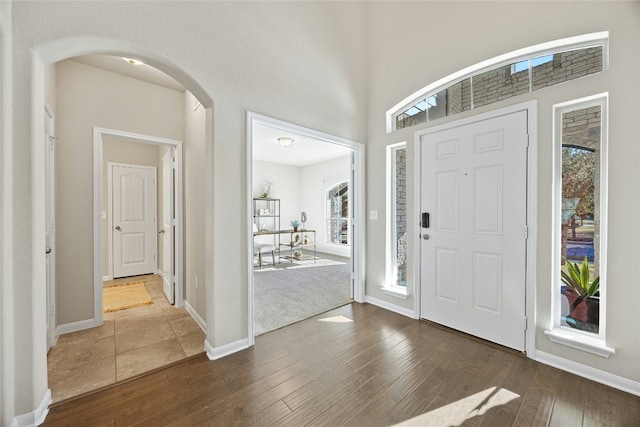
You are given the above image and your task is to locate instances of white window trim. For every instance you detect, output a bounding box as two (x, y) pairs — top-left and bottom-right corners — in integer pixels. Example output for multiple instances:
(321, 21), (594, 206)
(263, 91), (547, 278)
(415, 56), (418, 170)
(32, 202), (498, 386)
(386, 31), (609, 133)
(384, 142), (408, 297)
(547, 93), (612, 357)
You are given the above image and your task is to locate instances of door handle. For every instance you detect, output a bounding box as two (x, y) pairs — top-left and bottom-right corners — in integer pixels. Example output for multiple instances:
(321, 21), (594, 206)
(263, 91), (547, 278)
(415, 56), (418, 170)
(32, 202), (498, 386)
(159, 229), (165, 234)
(115, 225), (121, 231)
(46, 247), (52, 254)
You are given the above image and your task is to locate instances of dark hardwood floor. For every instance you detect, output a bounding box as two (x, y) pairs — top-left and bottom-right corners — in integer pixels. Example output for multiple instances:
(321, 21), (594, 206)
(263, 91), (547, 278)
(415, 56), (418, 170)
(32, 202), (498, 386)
(44, 303), (640, 426)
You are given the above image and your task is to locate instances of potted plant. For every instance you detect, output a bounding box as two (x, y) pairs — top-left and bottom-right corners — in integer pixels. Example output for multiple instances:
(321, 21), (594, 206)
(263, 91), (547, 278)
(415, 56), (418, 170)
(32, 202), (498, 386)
(561, 257), (599, 333)
(290, 219), (300, 232)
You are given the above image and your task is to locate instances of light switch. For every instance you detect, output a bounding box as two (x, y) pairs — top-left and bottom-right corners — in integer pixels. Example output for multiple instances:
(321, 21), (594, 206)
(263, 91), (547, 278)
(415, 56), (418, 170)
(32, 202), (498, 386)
(369, 210), (378, 220)
(102, 211), (107, 219)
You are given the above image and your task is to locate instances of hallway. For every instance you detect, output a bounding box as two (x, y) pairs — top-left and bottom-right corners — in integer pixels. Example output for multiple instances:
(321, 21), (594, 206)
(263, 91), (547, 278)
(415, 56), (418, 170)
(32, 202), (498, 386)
(47, 274), (205, 403)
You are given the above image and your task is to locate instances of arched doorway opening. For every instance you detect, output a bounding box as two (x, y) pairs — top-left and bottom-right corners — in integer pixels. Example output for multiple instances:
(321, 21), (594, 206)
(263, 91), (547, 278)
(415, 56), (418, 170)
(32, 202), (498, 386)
(33, 38), (215, 402)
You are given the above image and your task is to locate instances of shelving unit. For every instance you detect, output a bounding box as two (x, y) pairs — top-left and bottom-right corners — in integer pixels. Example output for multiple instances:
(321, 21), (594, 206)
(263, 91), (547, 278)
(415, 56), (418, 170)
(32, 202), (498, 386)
(253, 198), (280, 259)
(280, 230), (316, 264)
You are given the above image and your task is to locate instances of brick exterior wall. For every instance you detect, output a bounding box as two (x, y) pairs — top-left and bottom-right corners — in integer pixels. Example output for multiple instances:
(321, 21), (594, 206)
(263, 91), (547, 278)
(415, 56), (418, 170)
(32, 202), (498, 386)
(396, 46), (603, 130)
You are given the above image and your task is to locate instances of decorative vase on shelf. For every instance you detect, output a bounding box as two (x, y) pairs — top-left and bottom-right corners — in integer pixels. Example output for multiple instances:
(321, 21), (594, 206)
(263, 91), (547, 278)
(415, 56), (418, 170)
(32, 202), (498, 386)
(303, 236), (309, 245)
(293, 227), (298, 232)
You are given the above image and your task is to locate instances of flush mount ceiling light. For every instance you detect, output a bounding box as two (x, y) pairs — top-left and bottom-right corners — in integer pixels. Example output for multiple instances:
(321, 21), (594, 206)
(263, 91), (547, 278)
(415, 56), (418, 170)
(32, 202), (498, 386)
(277, 137), (295, 147)
(122, 57), (145, 65)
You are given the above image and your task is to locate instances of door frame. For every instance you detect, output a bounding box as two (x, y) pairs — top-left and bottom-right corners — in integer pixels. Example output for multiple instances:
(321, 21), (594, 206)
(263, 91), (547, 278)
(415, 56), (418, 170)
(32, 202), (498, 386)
(93, 127), (184, 326)
(107, 162), (158, 280)
(245, 111), (366, 345)
(413, 100), (538, 356)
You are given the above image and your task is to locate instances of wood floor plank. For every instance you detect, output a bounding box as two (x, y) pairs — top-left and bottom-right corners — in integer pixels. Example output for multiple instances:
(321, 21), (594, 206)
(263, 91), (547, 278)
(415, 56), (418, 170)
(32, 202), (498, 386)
(44, 303), (640, 427)
(512, 364), (560, 426)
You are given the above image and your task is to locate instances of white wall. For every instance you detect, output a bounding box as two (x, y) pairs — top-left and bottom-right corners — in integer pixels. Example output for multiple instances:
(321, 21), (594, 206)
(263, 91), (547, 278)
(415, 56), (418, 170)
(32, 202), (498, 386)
(365, 1), (640, 384)
(253, 156), (351, 257)
(253, 160), (301, 229)
(300, 155), (351, 257)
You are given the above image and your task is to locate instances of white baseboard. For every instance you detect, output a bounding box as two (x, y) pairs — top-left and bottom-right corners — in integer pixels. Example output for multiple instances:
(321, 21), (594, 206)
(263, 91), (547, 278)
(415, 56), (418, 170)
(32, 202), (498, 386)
(10, 389), (51, 427)
(365, 295), (415, 319)
(56, 318), (98, 336)
(184, 301), (206, 333)
(535, 350), (640, 397)
(206, 338), (250, 361)
(102, 275), (111, 281)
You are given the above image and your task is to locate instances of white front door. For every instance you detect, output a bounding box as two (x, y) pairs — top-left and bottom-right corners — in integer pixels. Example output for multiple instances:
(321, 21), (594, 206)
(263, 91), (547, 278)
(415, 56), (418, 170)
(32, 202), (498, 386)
(420, 110), (528, 351)
(161, 150), (175, 304)
(112, 164), (157, 278)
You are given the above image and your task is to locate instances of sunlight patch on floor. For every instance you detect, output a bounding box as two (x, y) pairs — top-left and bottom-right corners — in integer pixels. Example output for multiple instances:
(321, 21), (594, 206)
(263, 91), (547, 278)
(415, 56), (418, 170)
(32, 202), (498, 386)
(392, 386), (520, 426)
(317, 315), (353, 323)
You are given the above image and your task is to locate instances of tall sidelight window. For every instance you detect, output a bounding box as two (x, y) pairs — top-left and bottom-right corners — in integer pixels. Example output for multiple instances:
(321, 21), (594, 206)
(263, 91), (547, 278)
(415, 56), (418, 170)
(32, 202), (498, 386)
(326, 182), (349, 245)
(553, 94), (608, 341)
(386, 143), (407, 289)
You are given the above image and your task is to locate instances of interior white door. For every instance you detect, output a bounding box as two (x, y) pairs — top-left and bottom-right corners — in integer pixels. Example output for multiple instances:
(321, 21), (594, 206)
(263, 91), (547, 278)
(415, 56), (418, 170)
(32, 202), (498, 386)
(420, 111), (528, 351)
(112, 164), (157, 278)
(45, 106), (56, 350)
(161, 150), (175, 304)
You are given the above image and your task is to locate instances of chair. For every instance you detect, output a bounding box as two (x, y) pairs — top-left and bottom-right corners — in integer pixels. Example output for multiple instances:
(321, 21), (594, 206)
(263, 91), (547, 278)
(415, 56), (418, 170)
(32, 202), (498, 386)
(253, 223), (276, 268)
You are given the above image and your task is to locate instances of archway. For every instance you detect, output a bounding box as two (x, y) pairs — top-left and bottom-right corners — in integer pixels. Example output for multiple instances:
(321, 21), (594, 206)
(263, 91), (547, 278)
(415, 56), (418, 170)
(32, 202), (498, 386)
(32, 37), (215, 401)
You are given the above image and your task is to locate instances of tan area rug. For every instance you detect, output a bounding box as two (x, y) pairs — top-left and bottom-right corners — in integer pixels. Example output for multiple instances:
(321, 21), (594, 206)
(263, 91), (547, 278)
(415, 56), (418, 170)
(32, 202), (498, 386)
(103, 282), (153, 313)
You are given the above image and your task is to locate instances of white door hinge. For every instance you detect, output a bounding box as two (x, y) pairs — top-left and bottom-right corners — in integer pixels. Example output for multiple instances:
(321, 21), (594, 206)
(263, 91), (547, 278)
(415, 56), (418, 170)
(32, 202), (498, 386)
(523, 225), (528, 239)
(525, 134), (530, 148)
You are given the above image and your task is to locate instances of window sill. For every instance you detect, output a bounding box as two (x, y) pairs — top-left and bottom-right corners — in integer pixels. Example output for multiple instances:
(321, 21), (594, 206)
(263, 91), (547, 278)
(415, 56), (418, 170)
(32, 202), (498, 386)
(382, 286), (408, 299)
(544, 328), (615, 358)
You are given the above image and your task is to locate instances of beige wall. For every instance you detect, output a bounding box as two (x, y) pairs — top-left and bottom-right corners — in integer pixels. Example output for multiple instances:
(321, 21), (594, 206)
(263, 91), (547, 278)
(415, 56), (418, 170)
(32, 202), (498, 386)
(101, 136), (160, 276)
(366, 1), (640, 382)
(55, 59), (184, 325)
(184, 90), (206, 319)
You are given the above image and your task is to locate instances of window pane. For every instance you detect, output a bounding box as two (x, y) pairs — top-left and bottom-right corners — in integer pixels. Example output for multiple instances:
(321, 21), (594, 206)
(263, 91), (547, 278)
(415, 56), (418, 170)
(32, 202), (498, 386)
(326, 182), (349, 245)
(560, 105), (601, 333)
(395, 147), (407, 286)
(396, 99), (427, 129)
(472, 63), (530, 108)
(427, 90), (446, 121)
(533, 46), (603, 91)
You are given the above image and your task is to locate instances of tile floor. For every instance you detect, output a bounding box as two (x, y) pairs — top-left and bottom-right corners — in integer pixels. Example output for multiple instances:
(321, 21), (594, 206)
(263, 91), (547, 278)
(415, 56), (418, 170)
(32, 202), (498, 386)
(47, 274), (205, 403)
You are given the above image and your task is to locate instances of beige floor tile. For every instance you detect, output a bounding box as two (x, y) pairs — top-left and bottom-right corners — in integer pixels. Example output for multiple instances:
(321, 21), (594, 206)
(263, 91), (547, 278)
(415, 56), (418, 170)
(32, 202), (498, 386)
(116, 338), (186, 381)
(169, 316), (202, 337)
(49, 355), (116, 402)
(48, 274), (203, 401)
(114, 303), (164, 321)
(55, 319), (115, 346)
(48, 334), (115, 373)
(115, 319), (176, 354)
(163, 306), (190, 321)
(177, 330), (206, 357)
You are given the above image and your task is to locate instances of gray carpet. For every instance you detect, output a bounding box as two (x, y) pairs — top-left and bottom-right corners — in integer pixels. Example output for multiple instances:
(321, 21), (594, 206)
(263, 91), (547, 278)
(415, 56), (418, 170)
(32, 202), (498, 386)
(254, 259), (352, 335)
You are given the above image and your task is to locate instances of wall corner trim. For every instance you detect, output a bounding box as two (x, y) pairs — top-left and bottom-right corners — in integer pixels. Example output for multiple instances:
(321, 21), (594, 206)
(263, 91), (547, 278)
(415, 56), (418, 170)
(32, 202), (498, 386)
(184, 301), (206, 332)
(206, 338), (251, 361)
(10, 389), (51, 427)
(535, 350), (640, 397)
(365, 295), (416, 319)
